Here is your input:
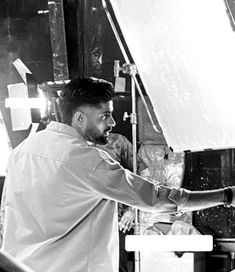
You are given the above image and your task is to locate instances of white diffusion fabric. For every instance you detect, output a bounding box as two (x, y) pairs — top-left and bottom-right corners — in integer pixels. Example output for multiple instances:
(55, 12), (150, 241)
(109, 0), (235, 152)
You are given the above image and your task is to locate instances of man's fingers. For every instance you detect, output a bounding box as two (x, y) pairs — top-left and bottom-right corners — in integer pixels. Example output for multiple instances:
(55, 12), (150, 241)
(119, 220), (134, 233)
(119, 211), (135, 233)
(119, 220), (131, 232)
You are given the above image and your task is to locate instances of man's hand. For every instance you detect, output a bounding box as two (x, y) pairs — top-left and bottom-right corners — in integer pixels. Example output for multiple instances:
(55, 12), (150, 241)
(119, 209), (135, 233)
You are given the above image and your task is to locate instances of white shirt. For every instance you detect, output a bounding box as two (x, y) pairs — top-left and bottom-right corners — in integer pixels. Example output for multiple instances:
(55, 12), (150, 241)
(1, 121), (189, 272)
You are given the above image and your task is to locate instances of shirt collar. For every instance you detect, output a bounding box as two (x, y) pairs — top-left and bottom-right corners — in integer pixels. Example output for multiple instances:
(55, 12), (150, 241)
(46, 121), (87, 143)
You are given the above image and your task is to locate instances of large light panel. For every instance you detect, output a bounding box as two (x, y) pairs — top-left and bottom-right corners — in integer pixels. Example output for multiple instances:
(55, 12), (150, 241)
(109, 0), (235, 152)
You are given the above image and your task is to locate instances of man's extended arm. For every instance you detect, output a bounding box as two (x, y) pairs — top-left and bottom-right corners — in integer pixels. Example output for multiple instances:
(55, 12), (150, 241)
(180, 187), (229, 212)
(92, 151), (235, 216)
(164, 186), (234, 213)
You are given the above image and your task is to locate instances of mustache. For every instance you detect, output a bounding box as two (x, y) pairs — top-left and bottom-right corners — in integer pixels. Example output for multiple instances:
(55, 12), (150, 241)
(104, 127), (112, 133)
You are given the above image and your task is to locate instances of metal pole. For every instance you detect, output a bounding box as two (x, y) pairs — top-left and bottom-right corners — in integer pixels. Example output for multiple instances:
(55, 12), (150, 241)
(131, 74), (137, 176)
(130, 75), (141, 272)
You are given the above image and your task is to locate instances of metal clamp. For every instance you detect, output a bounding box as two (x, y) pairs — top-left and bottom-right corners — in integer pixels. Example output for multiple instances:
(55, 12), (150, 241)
(123, 112), (137, 124)
(114, 60), (137, 77)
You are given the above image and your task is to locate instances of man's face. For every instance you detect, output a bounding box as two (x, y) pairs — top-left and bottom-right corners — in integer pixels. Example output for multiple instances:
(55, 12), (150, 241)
(82, 101), (116, 145)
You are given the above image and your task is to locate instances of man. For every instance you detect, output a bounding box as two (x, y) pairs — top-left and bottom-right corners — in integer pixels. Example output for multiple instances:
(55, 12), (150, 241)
(1, 77), (235, 272)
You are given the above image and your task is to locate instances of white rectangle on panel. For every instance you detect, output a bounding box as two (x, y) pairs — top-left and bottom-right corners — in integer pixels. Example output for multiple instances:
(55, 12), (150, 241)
(125, 235), (213, 252)
(7, 83), (32, 131)
(109, 0), (235, 151)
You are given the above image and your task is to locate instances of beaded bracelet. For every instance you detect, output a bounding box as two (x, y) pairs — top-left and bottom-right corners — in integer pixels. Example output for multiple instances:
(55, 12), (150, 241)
(223, 186), (233, 208)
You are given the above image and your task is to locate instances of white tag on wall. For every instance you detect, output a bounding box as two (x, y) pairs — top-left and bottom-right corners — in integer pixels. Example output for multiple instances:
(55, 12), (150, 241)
(7, 83), (32, 131)
(114, 76), (126, 92)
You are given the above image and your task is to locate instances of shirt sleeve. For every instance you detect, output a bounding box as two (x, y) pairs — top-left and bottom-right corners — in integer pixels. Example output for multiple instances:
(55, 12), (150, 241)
(168, 187), (191, 213)
(90, 153), (190, 214)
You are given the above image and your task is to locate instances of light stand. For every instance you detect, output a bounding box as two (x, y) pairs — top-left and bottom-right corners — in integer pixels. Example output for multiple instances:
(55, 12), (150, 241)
(102, 1), (162, 271)
(113, 61), (138, 175)
(114, 61), (140, 272)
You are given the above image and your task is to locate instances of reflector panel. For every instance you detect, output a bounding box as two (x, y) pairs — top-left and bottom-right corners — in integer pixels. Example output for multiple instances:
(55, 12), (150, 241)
(109, 0), (235, 151)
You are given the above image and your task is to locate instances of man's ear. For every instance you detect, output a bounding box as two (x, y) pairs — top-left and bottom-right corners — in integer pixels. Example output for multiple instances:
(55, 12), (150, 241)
(72, 110), (85, 127)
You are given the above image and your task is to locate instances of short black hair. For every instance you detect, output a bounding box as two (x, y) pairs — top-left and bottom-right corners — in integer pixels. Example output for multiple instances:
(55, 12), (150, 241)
(58, 77), (115, 125)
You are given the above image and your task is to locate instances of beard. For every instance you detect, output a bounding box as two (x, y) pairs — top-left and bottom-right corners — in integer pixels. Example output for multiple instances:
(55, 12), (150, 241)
(85, 127), (109, 145)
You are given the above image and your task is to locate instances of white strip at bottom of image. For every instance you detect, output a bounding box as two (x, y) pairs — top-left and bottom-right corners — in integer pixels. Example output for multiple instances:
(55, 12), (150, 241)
(125, 235), (213, 252)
